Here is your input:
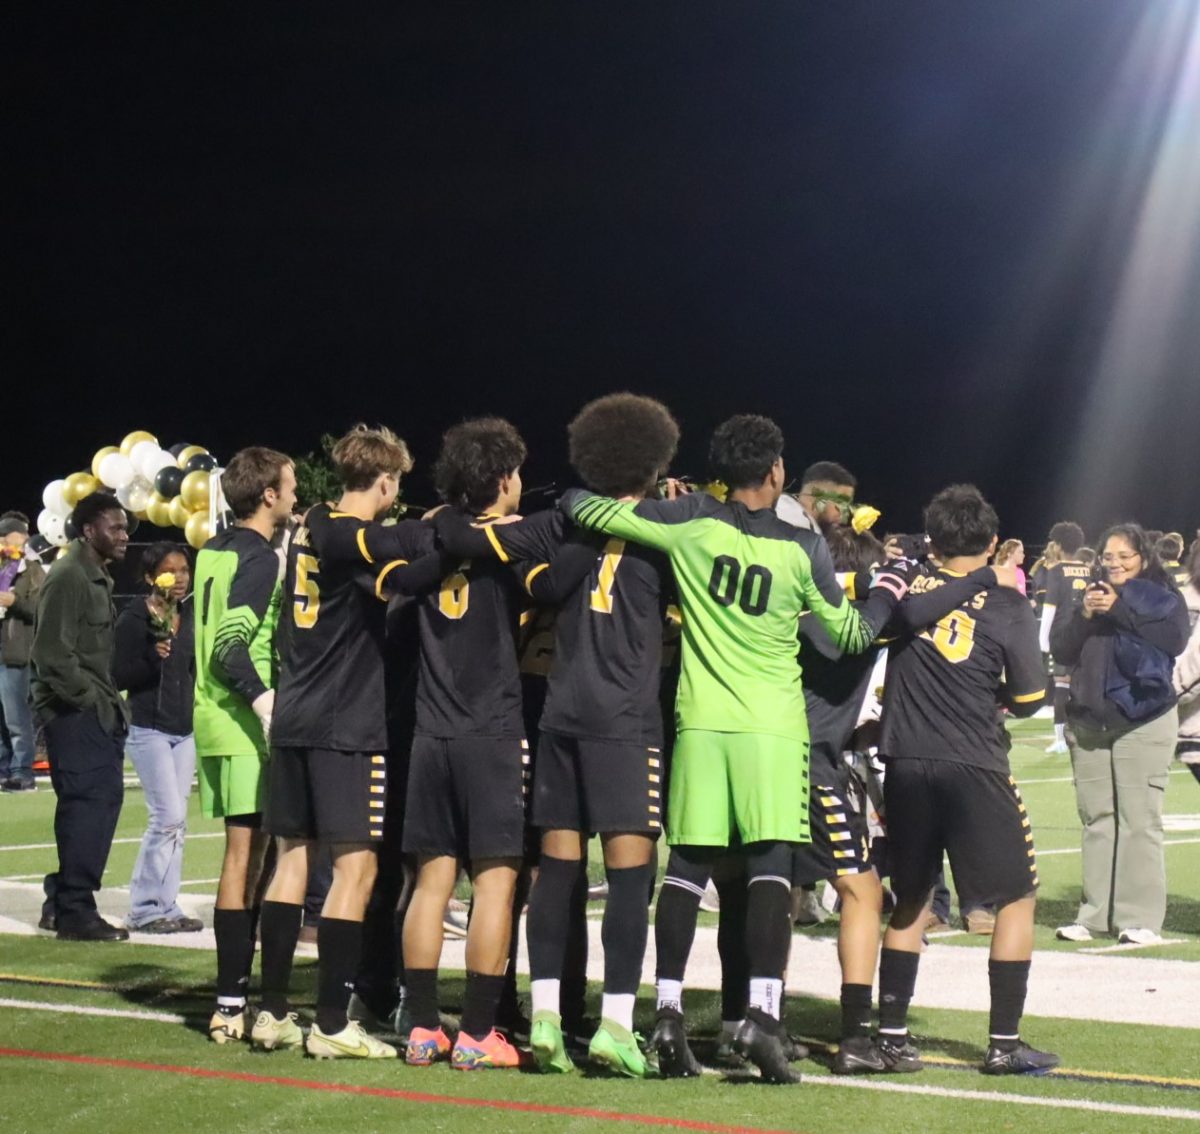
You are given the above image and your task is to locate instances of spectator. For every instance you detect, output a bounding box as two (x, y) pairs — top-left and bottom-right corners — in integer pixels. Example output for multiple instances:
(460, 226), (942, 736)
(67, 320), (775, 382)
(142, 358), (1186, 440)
(113, 542), (203, 934)
(994, 539), (1027, 596)
(1172, 537), (1200, 786)
(0, 513), (45, 792)
(32, 493), (131, 942)
(1051, 523), (1190, 946)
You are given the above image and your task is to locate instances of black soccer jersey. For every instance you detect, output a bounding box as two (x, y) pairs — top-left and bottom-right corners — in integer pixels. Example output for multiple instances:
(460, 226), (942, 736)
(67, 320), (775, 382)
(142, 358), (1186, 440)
(881, 568), (1046, 770)
(1044, 561), (1091, 618)
(272, 505), (443, 752)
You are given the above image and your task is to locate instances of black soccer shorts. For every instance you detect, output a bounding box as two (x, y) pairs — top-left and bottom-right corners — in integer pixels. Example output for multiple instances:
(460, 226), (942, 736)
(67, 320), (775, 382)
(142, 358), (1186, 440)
(883, 757), (1038, 910)
(264, 748), (387, 843)
(401, 736), (529, 861)
(532, 730), (664, 836)
(791, 774), (872, 886)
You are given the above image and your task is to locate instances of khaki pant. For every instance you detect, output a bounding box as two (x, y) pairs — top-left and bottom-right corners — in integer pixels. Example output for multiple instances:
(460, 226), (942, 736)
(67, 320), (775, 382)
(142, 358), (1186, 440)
(1068, 708), (1177, 934)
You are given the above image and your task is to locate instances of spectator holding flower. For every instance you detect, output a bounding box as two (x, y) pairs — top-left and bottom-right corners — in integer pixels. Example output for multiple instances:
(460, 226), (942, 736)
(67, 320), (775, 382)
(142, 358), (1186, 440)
(113, 542), (202, 933)
(0, 512), (45, 792)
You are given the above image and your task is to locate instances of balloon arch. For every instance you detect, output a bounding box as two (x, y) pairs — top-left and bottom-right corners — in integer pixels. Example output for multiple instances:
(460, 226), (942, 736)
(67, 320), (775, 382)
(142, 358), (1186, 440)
(38, 430), (220, 551)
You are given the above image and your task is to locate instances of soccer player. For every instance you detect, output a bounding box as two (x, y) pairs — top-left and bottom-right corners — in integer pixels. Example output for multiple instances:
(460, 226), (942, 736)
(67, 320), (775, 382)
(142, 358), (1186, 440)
(561, 414), (911, 1083)
(195, 448), (295, 1043)
(250, 425), (451, 1058)
(874, 485), (1058, 1076)
(776, 460), (857, 534)
(1039, 522), (1088, 755)
(1158, 533), (1190, 589)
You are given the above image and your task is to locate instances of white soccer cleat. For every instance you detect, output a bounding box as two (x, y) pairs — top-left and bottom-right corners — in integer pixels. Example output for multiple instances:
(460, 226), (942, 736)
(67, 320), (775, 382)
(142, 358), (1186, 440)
(1054, 924), (1093, 942)
(305, 1019), (398, 1059)
(250, 1009), (304, 1051)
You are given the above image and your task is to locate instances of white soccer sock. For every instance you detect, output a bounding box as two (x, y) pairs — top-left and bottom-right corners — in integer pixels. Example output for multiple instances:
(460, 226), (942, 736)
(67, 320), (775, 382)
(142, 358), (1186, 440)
(721, 1019), (742, 1038)
(530, 978), (560, 1018)
(1054, 724), (1066, 745)
(601, 993), (636, 1032)
(216, 996), (246, 1010)
(748, 977), (783, 1021)
(657, 978), (684, 1015)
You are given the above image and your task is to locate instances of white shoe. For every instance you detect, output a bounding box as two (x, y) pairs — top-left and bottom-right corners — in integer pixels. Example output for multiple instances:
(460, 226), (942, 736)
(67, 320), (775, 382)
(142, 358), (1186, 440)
(1045, 740), (1069, 755)
(1033, 706), (1055, 720)
(1055, 924), (1093, 942)
(250, 1009), (304, 1051)
(1118, 927), (1163, 946)
(791, 886), (825, 926)
(699, 880), (721, 913)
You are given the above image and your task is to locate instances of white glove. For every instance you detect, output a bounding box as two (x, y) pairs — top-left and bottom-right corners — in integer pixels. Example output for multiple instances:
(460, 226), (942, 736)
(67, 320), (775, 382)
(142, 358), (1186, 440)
(252, 689), (275, 744)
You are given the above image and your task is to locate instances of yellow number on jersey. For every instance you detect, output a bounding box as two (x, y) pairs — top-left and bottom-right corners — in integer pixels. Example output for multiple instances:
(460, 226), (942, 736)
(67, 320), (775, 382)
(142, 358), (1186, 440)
(921, 610), (976, 664)
(293, 552), (320, 629)
(590, 538), (626, 614)
(438, 563), (471, 620)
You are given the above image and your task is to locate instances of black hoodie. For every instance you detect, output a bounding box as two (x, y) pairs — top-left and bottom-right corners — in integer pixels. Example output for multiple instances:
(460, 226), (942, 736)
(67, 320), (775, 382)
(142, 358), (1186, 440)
(112, 594), (195, 736)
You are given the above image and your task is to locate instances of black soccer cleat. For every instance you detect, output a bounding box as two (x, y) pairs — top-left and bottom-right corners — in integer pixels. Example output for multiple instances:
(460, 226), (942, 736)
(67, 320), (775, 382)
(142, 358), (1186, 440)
(832, 1035), (889, 1075)
(650, 1011), (702, 1078)
(732, 1013), (801, 1084)
(875, 1034), (924, 1073)
(983, 1040), (1060, 1076)
(781, 1033), (809, 1062)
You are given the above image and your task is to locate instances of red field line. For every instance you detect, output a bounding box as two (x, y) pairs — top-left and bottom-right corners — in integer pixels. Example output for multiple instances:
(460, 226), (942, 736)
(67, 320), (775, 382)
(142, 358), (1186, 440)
(0, 1047), (804, 1133)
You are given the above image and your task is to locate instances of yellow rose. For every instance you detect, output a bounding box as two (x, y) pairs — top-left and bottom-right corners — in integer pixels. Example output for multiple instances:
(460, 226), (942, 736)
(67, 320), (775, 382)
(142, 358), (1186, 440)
(851, 505), (881, 534)
(154, 572), (177, 590)
(702, 480), (728, 502)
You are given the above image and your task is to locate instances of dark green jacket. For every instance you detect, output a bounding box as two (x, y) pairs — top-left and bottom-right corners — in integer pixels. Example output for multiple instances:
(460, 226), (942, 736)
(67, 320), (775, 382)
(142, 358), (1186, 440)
(1, 557), (46, 667)
(31, 541), (129, 734)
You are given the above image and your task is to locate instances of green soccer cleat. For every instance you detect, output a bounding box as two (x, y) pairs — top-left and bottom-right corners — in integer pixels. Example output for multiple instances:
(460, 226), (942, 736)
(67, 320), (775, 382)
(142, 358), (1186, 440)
(530, 1010), (576, 1074)
(305, 1019), (398, 1060)
(250, 1010), (304, 1051)
(588, 1019), (648, 1079)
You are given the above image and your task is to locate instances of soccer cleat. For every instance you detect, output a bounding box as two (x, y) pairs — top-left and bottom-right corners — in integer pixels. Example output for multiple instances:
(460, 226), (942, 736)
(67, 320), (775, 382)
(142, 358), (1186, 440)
(588, 1019), (647, 1079)
(1119, 927), (1164, 946)
(963, 909), (996, 936)
(1055, 924), (1093, 942)
(791, 887), (825, 927)
(306, 1019), (397, 1059)
(442, 899), (469, 939)
(983, 1040), (1060, 1076)
(530, 1010), (576, 1073)
(698, 880), (721, 913)
(405, 1025), (452, 1065)
(451, 1028), (522, 1070)
(875, 1034), (924, 1072)
(650, 1011), (701, 1078)
(713, 1030), (747, 1068)
(250, 1010), (304, 1051)
(209, 1006), (249, 1044)
(347, 991), (395, 1034)
(1045, 739), (1069, 755)
(832, 1035), (889, 1075)
(732, 1013), (801, 1084)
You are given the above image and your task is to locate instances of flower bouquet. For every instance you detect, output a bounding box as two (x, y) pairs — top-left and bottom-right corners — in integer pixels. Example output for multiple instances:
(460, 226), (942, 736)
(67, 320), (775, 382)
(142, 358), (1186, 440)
(147, 571), (178, 641)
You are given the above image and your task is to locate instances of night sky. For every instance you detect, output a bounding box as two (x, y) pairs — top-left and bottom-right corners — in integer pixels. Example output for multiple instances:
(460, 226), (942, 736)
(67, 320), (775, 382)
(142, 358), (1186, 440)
(9, 4), (1200, 543)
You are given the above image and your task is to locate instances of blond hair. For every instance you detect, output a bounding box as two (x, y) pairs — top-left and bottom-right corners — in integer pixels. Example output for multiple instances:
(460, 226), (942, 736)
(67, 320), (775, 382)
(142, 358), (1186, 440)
(332, 424), (413, 491)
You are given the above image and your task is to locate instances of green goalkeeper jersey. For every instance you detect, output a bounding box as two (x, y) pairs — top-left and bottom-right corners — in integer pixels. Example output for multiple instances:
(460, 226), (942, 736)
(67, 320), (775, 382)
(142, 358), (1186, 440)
(193, 525), (283, 758)
(562, 489), (891, 741)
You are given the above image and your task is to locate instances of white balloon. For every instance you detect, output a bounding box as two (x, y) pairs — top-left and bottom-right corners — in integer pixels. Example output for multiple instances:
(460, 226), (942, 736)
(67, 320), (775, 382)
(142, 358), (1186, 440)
(143, 448), (175, 480)
(130, 440), (162, 481)
(42, 479), (69, 517)
(37, 509), (67, 548)
(98, 452), (136, 490)
(126, 478), (152, 514)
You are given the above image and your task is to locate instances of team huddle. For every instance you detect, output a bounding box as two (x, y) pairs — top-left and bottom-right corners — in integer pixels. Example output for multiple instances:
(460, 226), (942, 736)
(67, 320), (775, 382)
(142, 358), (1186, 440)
(192, 394), (1057, 1083)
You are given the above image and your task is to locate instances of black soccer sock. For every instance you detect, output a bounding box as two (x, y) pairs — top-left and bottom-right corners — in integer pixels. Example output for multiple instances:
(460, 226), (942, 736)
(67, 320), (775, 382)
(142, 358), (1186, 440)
(602, 863), (655, 996)
(355, 851), (405, 1014)
(1053, 685), (1069, 726)
(988, 958), (1031, 1048)
(316, 917), (363, 1035)
(744, 842), (793, 979)
(562, 860), (589, 1029)
(461, 971), (506, 1040)
(527, 855), (578, 982)
(498, 865), (533, 1021)
(405, 968), (439, 1030)
(213, 908), (254, 1005)
(716, 866), (750, 1023)
(878, 947), (921, 1036)
(259, 901), (303, 1018)
(841, 983), (874, 1039)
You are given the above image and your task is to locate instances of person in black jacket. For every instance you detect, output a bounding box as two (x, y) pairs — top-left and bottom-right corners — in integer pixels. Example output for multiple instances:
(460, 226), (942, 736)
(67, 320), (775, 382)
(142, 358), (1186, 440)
(113, 542), (202, 934)
(1050, 523), (1189, 946)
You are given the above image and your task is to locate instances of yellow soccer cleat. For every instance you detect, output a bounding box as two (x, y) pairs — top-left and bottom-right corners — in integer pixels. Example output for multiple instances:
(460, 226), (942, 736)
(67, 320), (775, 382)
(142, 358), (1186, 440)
(305, 1019), (398, 1060)
(209, 1006), (249, 1045)
(250, 1010), (304, 1051)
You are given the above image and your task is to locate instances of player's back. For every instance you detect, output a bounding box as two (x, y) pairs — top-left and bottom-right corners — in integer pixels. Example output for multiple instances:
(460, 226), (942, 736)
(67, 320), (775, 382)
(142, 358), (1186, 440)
(1047, 561), (1091, 619)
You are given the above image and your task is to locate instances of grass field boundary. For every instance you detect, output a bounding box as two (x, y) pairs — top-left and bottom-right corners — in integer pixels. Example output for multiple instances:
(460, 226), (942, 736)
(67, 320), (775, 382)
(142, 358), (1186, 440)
(0, 997), (186, 1024)
(0, 832), (225, 853)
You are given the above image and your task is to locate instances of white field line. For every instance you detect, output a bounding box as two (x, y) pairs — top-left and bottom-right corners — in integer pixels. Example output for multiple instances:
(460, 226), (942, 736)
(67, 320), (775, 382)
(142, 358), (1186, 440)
(1019, 768), (1192, 786)
(1037, 836), (1200, 857)
(0, 833), (225, 853)
(177, 878), (222, 887)
(1081, 938), (1188, 954)
(0, 998), (185, 1024)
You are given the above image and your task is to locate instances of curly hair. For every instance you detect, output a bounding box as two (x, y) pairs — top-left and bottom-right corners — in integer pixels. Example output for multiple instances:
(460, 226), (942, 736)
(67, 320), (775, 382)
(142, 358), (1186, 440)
(71, 492), (125, 533)
(1047, 521), (1085, 556)
(708, 414), (784, 490)
(567, 393), (680, 497)
(923, 484), (998, 558)
(433, 417), (527, 512)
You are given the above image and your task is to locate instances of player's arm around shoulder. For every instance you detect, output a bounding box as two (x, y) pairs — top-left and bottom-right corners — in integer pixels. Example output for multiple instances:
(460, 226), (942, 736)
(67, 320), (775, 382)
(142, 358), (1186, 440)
(559, 487), (704, 552)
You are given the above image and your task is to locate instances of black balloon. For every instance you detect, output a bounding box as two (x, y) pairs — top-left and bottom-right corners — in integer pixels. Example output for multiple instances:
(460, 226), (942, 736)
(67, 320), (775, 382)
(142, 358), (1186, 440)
(167, 442), (189, 458)
(184, 453), (217, 473)
(64, 517), (79, 541)
(155, 465), (186, 497)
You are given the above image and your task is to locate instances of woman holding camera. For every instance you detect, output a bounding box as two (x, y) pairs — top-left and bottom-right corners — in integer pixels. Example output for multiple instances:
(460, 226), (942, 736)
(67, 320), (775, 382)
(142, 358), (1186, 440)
(1050, 524), (1189, 945)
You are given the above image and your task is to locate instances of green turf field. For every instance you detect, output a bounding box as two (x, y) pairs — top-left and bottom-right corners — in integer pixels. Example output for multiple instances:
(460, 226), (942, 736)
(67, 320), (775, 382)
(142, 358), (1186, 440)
(2, 717), (1199, 1132)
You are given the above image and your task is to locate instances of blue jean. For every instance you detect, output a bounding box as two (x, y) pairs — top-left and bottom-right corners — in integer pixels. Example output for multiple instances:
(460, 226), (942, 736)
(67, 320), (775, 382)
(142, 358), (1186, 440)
(126, 726), (196, 927)
(0, 662), (35, 783)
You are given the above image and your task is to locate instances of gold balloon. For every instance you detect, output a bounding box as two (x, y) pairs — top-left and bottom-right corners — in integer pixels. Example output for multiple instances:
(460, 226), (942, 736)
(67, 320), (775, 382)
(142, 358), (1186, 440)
(63, 471), (100, 506)
(180, 470), (211, 511)
(120, 430), (158, 458)
(177, 444), (209, 469)
(185, 509), (213, 550)
(168, 495), (193, 529)
(146, 493), (174, 528)
(91, 446), (118, 480)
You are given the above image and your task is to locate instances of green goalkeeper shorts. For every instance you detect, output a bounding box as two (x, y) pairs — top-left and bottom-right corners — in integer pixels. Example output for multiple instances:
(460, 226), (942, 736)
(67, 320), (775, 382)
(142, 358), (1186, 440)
(199, 752), (267, 820)
(667, 729), (810, 846)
